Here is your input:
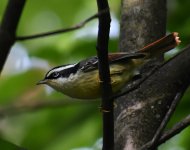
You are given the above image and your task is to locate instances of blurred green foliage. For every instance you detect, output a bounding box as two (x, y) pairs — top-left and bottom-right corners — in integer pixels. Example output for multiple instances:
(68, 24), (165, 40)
(0, 0), (190, 150)
(0, 138), (25, 150)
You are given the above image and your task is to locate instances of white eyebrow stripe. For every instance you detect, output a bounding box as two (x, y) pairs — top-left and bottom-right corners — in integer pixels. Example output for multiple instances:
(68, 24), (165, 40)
(47, 63), (77, 77)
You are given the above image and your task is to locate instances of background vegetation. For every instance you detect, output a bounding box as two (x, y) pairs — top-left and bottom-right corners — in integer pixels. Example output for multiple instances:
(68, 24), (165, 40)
(0, 0), (190, 149)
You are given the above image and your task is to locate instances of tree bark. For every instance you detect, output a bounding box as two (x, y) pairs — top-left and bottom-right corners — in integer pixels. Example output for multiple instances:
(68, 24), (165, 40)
(119, 0), (166, 52)
(114, 0), (180, 149)
(114, 45), (190, 149)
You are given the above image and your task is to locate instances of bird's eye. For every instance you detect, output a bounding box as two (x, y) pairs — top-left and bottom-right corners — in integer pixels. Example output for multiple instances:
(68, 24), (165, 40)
(52, 72), (59, 78)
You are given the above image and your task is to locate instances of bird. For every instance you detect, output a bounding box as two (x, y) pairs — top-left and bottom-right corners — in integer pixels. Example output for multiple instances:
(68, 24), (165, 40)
(37, 32), (180, 99)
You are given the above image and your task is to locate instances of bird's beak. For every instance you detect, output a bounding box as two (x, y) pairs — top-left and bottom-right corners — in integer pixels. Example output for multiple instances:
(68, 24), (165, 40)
(36, 79), (48, 85)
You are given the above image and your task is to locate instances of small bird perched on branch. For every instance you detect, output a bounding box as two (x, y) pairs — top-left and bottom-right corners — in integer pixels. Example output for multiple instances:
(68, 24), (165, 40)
(37, 32), (180, 99)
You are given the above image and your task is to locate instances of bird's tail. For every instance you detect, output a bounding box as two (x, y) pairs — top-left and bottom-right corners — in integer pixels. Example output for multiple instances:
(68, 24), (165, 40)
(138, 32), (181, 57)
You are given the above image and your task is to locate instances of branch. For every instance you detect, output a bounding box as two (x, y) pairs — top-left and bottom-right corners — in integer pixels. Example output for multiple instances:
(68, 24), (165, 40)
(16, 10), (108, 41)
(115, 1), (178, 149)
(141, 90), (185, 150)
(115, 43), (190, 149)
(0, 99), (97, 117)
(159, 114), (190, 145)
(142, 114), (190, 148)
(96, 0), (113, 150)
(0, 0), (26, 73)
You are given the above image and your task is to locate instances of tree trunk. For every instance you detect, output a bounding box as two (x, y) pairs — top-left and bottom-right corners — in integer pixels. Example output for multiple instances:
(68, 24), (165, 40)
(114, 0), (169, 149)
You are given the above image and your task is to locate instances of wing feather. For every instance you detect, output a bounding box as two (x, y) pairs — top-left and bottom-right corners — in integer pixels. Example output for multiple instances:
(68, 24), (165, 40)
(79, 53), (146, 72)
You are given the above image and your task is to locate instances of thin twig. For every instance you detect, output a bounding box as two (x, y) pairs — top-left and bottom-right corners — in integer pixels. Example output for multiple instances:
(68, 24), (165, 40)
(16, 10), (108, 41)
(140, 90), (185, 150)
(0, 99), (97, 117)
(96, 0), (113, 150)
(141, 114), (190, 149)
(159, 114), (190, 145)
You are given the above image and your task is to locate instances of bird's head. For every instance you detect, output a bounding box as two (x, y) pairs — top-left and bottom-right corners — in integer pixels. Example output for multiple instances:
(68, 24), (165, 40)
(37, 63), (79, 91)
